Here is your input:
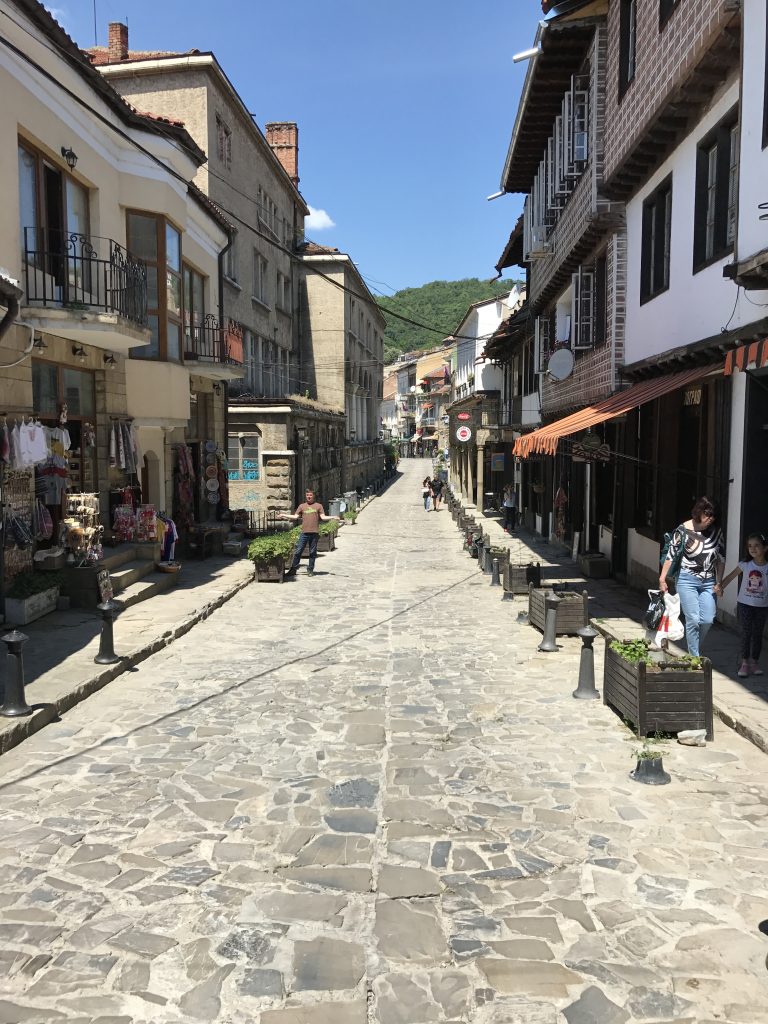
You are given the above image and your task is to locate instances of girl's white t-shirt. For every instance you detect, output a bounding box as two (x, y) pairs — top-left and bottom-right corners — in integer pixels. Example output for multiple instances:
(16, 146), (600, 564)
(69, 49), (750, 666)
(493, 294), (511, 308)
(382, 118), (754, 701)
(738, 560), (768, 608)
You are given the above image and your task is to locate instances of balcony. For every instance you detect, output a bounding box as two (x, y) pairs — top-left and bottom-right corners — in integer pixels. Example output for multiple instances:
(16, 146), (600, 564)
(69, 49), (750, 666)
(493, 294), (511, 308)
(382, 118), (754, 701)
(183, 315), (245, 380)
(21, 228), (150, 352)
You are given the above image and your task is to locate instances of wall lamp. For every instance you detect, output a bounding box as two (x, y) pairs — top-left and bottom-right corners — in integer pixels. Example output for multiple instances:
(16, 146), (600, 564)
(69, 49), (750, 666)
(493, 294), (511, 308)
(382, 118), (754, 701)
(61, 146), (78, 170)
(512, 44), (542, 63)
(72, 344), (87, 363)
(103, 353), (117, 368)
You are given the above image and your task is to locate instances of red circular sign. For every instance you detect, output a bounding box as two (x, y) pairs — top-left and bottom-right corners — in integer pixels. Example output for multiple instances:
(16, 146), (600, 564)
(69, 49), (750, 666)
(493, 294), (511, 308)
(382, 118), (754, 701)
(455, 425), (473, 443)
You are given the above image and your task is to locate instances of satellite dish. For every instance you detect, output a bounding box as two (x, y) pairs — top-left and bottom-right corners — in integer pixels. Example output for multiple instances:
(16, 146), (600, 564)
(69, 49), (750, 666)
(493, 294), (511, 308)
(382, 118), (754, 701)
(547, 348), (574, 381)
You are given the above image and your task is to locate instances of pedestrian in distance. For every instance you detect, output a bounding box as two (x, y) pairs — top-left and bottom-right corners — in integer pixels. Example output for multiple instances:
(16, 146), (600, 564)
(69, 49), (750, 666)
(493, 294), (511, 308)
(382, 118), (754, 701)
(502, 484), (517, 533)
(431, 476), (444, 511)
(422, 477), (432, 511)
(716, 530), (768, 677)
(659, 496), (725, 658)
(279, 488), (342, 578)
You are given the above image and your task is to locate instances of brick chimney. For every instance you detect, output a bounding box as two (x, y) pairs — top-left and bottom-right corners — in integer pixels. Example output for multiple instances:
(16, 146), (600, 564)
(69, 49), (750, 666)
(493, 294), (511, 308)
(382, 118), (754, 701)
(108, 22), (129, 62)
(265, 123), (299, 188)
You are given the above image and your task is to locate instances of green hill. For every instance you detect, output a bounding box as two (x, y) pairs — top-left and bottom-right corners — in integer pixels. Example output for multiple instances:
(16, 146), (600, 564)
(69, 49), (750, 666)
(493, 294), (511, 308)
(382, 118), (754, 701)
(377, 277), (522, 365)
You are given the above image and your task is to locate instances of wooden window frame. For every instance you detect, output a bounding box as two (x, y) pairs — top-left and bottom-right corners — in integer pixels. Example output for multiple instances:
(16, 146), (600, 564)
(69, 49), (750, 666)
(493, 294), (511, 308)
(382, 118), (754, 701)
(641, 175), (673, 303)
(619, 0), (637, 100)
(216, 115), (232, 169)
(126, 210), (183, 362)
(659, 0), (680, 29)
(693, 110), (738, 273)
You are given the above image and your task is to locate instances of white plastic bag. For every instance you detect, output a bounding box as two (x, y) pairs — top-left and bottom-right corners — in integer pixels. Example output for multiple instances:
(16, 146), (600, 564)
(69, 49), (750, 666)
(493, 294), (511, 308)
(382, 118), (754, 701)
(655, 591), (685, 644)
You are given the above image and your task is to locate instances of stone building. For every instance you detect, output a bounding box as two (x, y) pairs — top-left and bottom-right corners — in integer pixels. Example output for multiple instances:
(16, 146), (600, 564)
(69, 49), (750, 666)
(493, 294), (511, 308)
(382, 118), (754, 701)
(298, 244), (386, 492)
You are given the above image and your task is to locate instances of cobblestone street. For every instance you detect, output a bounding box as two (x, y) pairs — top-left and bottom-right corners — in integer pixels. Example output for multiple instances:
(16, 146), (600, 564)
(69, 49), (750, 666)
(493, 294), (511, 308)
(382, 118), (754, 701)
(2, 460), (768, 1024)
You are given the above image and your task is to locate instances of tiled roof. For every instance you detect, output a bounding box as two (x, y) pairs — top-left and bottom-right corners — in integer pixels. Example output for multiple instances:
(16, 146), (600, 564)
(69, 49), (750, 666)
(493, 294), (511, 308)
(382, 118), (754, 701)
(296, 242), (341, 256)
(134, 109), (187, 129)
(87, 48), (197, 66)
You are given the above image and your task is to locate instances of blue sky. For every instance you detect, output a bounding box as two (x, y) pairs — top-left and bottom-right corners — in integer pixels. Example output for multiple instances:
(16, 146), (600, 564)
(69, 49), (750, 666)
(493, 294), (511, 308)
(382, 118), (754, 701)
(54, 1), (541, 295)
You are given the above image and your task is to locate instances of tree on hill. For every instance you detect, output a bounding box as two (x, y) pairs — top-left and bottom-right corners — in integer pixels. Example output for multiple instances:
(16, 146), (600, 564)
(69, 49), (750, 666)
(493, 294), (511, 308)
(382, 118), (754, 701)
(377, 277), (522, 364)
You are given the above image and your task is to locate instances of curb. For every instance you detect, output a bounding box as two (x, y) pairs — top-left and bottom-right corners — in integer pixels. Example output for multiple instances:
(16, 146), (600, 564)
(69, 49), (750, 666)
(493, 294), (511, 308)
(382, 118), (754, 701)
(0, 570), (253, 757)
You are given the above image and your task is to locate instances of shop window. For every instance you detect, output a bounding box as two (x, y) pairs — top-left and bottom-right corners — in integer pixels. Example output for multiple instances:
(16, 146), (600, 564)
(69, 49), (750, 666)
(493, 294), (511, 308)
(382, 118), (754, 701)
(127, 211), (182, 361)
(641, 175), (672, 302)
(619, 0), (637, 99)
(693, 111), (738, 272)
(32, 360), (97, 493)
(227, 434), (260, 481)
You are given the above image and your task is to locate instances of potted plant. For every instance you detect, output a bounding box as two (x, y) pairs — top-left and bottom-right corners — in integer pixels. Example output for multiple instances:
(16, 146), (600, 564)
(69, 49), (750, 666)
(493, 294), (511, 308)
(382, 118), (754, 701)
(5, 571), (62, 625)
(503, 561), (541, 598)
(316, 519), (339, 551)
(631, 739), (671, 786)
(248, 530), (296, 582)
(343, 509), (358, 526)
(604, 639), (713, 740)
(528, 586), (589, 635)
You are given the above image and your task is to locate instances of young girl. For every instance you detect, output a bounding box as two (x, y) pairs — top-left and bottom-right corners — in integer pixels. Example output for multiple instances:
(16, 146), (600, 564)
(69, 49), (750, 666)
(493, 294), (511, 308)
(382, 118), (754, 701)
(717, 532), (768, 677)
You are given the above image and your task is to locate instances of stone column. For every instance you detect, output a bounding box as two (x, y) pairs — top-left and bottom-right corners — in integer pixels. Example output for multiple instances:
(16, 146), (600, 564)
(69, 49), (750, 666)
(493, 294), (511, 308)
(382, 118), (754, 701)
(477, 445), (485, 511)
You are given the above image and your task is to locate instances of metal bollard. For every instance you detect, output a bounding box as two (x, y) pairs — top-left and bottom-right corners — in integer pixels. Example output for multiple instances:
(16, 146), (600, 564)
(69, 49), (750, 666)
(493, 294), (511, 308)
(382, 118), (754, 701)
(476, 536), (485, 567)
(538, 592), (561, 653)
(0, 630), (33, 717)
(491, 558), (501, 586)
(573, 625), (600, 699)
(94, 600), (121, 665)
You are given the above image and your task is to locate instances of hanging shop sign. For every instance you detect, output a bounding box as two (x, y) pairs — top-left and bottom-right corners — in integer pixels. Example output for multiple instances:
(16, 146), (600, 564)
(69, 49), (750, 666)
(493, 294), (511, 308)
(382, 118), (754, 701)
(455, 425), (473, 444)
(456, 412), (472, 421)
(572, 441), (611, 463)
(491, 453), (505, 472)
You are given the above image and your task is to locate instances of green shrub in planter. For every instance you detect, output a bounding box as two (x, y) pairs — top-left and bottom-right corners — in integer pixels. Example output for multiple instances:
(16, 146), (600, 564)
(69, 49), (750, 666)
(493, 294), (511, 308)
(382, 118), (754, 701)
(343, 509), (358, 525)
(7, 571), (63, 599)
(319, 519), (340, 535)
(247, 530), (297, 568)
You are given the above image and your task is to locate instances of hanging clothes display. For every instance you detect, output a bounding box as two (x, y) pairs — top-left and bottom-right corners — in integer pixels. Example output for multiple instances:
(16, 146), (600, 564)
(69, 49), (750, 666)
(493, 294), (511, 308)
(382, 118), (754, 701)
(173, 444), (196, 530)
(36, 425), (71, 506)
(157, 514), (179, 562)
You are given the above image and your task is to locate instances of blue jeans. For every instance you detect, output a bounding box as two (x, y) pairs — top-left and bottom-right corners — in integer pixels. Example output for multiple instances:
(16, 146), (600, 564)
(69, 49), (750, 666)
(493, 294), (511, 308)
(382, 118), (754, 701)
(423, 493), (431, 510)
(289, 532), (319, 572)
(676, 570), (717, 657)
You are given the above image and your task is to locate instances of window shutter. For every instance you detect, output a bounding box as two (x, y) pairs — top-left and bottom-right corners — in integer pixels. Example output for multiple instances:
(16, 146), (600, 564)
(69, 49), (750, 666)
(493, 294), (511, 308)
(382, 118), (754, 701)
(574, 269), (595, 349)
(535, 317), (551, 372)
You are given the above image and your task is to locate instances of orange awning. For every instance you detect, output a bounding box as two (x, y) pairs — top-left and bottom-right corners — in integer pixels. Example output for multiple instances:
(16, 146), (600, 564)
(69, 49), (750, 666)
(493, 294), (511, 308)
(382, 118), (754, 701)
(724, 338), (768, 375)
(513, 364), (721, 458)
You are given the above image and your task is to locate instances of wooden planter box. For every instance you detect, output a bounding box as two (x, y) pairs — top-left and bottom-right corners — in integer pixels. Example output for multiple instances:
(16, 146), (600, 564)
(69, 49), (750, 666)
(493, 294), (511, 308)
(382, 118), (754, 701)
(484, 545), (507, 573)
(5, 586), (59, 625)
(503, 562), (542, 595)
(603, 643), (714, 740)
(528, 587), (589, 635)
(254, 556), (286, 582)
(301, 533), (335, 555)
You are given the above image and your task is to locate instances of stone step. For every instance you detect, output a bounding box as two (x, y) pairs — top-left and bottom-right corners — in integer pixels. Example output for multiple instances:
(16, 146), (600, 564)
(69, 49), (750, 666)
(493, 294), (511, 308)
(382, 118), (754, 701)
(116, 571), (179, 609)
(109, 559), (156, 595)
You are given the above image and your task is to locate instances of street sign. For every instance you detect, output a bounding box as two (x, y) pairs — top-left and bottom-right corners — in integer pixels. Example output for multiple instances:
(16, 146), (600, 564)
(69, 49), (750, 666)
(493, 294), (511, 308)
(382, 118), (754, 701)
(455, 425), (473, 443)
(457, 412), (472, 421)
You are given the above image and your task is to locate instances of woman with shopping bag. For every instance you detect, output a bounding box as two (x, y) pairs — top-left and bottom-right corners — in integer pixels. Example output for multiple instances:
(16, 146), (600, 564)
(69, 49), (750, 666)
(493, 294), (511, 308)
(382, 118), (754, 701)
(659, 497), (725, 657)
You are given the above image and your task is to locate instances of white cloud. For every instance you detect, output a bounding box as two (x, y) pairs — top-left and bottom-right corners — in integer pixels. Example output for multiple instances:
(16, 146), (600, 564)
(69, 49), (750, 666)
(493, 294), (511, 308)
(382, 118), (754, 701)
(305, 206), (336, 231)
(44, 5), (70, 29)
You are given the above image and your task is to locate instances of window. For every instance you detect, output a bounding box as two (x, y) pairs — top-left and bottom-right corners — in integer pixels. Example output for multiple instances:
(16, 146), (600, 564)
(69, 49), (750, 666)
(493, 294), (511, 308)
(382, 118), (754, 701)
(216, 116), (232, 169)
(535, 315), (551, 372)
(641, 175), (672, 302)
(127, 212), (182, 360)
(276, 271), (291, 312)
(227, 434), (260, 481)
(253, 250), (269, 305)
(183, 264), (205, 356)
(659, 0), (680, 28)
(571, 267), (595, 349)
(619, 0), (637, 99)
(224, 239), (237, 283)
(693, 112), (738, 271)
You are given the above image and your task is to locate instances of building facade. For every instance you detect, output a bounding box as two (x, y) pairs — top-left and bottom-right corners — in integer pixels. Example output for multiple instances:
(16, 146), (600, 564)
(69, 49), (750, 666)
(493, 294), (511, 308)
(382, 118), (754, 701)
(1, 0), (230, 604)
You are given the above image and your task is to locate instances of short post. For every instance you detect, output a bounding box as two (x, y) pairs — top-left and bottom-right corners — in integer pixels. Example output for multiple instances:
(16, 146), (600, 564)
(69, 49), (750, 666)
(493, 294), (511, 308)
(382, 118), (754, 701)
(573, 625), (600, 699)
(538, 592), (561, 653)
(491, 557), (501, 587)
(94, 600), (121, 665)
(0, 630), (33, 717)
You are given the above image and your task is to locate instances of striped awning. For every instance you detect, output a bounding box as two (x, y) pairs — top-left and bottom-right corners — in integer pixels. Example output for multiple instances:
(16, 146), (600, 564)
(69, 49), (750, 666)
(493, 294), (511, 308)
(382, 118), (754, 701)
(724, 338), (768, 375)
(513, 364), (721, 458)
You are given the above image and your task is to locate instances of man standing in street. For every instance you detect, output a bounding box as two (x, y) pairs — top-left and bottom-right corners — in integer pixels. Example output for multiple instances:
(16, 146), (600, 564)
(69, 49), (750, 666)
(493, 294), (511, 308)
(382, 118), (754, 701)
(431, 475), (444, 512)
(280, 489), (341, 578)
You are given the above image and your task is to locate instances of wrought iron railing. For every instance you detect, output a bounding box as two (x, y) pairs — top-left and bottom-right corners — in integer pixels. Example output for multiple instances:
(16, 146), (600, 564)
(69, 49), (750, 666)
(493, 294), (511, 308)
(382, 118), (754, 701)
(184, 315), (244, 365)
(231, 509), (289, 535)
(23, 228), (147, 325)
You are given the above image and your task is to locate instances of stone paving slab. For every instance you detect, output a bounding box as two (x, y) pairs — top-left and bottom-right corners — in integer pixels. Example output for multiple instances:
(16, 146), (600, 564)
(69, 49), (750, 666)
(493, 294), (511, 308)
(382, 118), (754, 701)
(0, 460), (767, 1022)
